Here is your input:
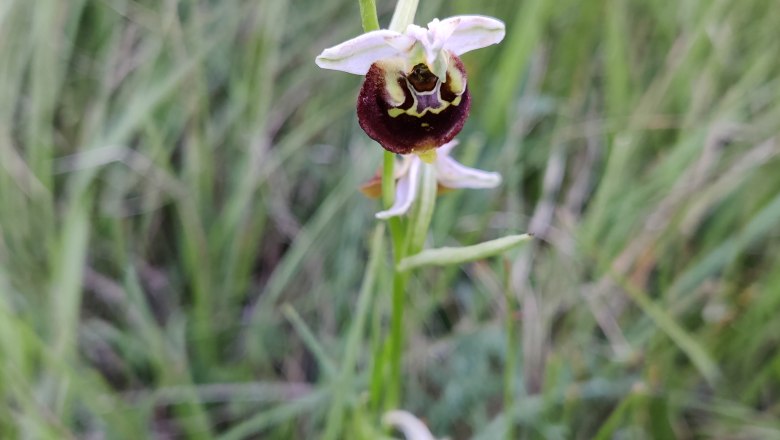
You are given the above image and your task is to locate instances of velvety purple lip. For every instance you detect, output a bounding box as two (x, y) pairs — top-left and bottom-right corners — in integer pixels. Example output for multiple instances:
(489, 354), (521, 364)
(356, 56), (470, 155)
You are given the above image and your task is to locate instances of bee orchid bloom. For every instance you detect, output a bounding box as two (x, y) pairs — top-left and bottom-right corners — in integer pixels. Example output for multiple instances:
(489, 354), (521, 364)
(361, 140), (501, 219)
(315, 16), (505, 155)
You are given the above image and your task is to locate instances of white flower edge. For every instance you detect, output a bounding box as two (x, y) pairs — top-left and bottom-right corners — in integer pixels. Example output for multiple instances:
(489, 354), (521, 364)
(375, 140), (501, 220)
(434, 140), (502, 189)
(315, 30), (415, 75)
(376, 157), (421, 219)
(383, 410), (437, 440)
(315, 15), (505, 79)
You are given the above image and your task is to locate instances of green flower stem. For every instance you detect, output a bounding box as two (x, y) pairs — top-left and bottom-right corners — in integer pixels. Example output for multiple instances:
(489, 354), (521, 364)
(358, 0), (421, 413)
(386, 266), (409, 410)
(381, 151), (396, 209)
(385, 0), (421, 412)
(382, 157), (407, 414)
(358, 0), (380, 32)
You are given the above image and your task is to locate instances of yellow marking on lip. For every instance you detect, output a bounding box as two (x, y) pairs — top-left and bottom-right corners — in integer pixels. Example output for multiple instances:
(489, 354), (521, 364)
(387, 101), (455, 118)
(446, 64), (466, 95)
(377, 59), (409, 106)
(384, 76), (406, 106)
(386, 74), (463, 119)
(417, 149), (437, 163)
(392, 102), (451, 118)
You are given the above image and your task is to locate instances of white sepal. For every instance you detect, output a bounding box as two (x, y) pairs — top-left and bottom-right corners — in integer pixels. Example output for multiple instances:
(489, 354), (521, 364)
(435, 140), (502, 189)
(316, 15), (504, 78)
(439, 15), (506, 56)
(375, 140), (502, 220)
(436, 155), (502, 189)
(315, 30), (415, 75)
(375, 158), (422, 219)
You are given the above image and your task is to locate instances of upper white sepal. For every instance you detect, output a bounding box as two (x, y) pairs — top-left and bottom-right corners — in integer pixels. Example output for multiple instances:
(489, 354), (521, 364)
(315, 30), (414, 75)
(315, 15), (505, 78)
(439, 15), (506, 56)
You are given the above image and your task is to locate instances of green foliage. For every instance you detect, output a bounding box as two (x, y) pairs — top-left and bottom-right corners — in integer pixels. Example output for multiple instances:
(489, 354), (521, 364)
(1, 0), (779, 438)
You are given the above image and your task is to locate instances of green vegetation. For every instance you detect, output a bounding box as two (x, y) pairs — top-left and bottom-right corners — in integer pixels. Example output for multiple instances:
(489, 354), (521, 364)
(1, 0), (779, 438)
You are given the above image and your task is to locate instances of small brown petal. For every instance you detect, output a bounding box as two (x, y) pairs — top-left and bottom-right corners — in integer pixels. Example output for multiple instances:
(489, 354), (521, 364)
(359, 170), (383, 198)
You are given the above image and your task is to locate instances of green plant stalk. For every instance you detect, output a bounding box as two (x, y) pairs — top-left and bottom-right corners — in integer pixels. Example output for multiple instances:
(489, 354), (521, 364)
(359, 3), (405, 413)
(386, 164), (435, 411)
(355, 0), (430, 413)
(385, 0), (422, 412)
(358, 0), (380, 32)
(382, 152), (395, 207)
(382, 140), (408, 413)
(385, 268), (409, 410)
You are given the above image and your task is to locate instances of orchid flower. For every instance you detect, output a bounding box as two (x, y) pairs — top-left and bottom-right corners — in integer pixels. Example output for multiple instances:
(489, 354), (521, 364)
(361, 140), (501, 219)
(316, 16), (505, 155)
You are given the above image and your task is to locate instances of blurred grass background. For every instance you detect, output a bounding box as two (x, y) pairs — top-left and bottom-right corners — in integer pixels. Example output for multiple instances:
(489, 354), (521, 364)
(1, 0), (780, 438)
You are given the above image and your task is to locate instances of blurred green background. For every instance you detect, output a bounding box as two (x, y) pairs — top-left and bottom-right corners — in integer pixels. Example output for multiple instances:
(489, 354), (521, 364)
(1, 0), (779, 438)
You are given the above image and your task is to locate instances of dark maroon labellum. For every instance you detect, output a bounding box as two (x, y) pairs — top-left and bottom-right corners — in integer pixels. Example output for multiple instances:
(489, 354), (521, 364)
(357, 55), (471, 155)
